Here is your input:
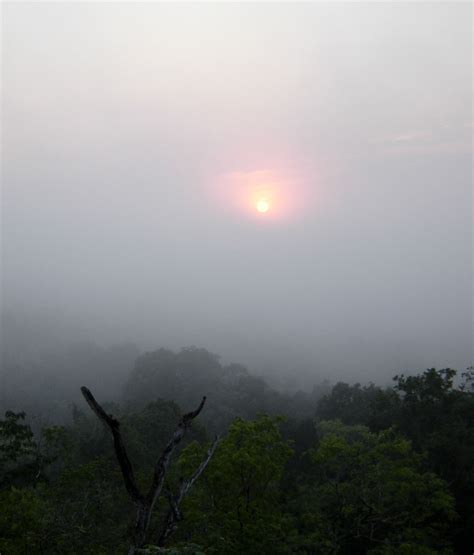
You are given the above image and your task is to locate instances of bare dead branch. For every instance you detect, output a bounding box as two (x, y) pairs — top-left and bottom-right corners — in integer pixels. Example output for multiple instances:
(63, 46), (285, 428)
(80, 387), (211, 554)
(176, 435), (219, 504)
(182, 396), (207, 425)
(158, 436), (220, 546)
(80, 386), (143, 503)
(146, 396), (207, 506)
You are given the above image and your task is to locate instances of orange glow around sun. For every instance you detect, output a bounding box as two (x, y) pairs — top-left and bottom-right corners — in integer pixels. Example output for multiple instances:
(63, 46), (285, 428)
(215, 166), (306, 221)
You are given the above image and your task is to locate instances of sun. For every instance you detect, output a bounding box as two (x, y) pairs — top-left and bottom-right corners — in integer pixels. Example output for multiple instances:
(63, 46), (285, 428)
(256, 198), (270, 213)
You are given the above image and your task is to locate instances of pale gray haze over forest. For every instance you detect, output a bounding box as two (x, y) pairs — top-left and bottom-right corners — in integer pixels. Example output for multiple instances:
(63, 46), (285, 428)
(2, 2), (472, 385)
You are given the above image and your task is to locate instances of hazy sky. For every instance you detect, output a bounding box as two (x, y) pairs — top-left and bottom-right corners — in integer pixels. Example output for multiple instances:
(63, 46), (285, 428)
(2, 2), (472, 382)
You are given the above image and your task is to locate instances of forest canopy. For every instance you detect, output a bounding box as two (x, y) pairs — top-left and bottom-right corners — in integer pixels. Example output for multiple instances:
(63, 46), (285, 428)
(1, 347), (473, 554)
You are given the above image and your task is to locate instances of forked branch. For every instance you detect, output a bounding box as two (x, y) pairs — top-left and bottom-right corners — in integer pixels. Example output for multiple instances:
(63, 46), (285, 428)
(80, 386), (210, 553)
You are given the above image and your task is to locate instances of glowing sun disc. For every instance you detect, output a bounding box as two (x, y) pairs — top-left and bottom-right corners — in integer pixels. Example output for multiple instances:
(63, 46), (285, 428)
(256, 199), (270, 213)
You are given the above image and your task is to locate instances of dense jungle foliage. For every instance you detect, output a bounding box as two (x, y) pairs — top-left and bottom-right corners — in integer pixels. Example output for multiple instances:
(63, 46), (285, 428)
(1, 347), (473, 554)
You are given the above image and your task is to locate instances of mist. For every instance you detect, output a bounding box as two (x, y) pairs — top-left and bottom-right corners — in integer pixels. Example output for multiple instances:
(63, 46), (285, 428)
(2, 2), (472, 386)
